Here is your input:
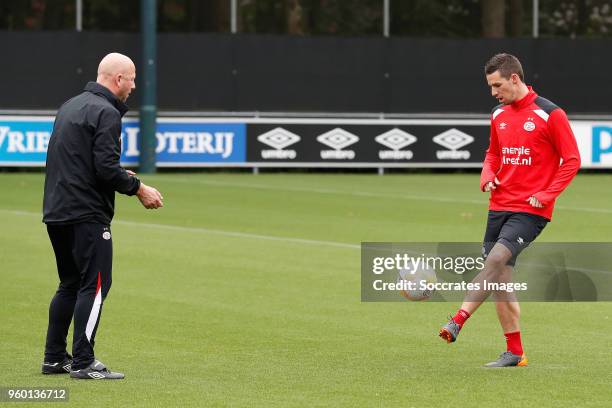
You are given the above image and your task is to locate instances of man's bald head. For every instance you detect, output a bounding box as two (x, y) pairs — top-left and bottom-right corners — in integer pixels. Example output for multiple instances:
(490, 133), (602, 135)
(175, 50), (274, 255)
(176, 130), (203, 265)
(96, 53), (136, 103)
(97, 53), (135, 77)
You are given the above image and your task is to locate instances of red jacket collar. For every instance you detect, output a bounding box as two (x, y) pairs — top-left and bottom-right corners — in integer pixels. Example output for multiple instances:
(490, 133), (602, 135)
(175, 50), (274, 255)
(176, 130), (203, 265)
(511, 86), (537, 110)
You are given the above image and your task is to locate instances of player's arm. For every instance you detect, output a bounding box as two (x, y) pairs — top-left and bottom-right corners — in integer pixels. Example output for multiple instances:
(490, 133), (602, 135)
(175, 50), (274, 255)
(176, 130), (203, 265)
(531, 109), (581, 206)
(92, 108), (141, 195)
(480, 121), (501, 192)
(92, 111), (163, 209)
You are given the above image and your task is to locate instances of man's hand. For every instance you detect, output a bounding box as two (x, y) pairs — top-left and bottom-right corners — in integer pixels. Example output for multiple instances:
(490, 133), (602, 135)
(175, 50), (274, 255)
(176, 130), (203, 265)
(136, 183), (164, 209)
(126, 169), (137, 176)
(484, 177), (500, 192)
(527, 196), (544, 208)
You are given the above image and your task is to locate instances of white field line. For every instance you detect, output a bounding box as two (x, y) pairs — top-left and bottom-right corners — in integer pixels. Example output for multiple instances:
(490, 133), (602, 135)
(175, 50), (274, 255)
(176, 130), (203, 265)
(3, 209), (609, 275)
(151, 177), (612, 214)
(154, 176), (484, 204)
(0, 209), (359, 250)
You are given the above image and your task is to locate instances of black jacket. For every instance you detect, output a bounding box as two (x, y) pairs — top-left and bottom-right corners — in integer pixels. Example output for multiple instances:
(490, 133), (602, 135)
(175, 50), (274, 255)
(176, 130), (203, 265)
(43, 82), (141, 225)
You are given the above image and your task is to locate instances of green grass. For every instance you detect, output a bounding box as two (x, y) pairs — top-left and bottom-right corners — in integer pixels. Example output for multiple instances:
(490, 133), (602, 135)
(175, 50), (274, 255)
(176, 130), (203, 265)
(0, 172), (611, 407)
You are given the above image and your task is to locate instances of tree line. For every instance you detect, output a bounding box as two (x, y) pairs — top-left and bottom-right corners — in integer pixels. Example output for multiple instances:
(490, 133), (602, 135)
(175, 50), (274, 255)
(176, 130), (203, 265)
(1, 0), (611, 38)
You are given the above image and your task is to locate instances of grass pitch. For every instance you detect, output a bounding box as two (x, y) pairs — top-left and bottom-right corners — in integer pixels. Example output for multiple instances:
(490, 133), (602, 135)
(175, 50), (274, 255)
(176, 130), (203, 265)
(0, 172), (611, 407)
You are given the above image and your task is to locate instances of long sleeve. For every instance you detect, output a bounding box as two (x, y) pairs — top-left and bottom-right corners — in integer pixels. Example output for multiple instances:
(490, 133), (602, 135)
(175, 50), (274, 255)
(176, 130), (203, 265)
(92, 108), (141, 196)
(480, 120), (501, 191)
(532, 109), (581, 206)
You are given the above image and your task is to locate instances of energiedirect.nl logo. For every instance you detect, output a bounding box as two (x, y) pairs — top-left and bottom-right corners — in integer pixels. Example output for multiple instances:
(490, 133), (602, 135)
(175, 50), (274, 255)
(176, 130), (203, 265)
(375, 128), (417, 160)
(433, 128), (474, 160)
(317, 128), (359, 160)
(257, 127), (301, 159)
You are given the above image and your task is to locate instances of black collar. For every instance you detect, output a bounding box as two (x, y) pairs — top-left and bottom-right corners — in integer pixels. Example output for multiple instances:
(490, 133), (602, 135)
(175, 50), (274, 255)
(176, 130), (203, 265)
(84, 81), (129, 117)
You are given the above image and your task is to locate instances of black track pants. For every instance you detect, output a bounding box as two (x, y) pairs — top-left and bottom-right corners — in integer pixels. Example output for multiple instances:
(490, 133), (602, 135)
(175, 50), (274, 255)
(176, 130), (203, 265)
(44, 223), (112, 369)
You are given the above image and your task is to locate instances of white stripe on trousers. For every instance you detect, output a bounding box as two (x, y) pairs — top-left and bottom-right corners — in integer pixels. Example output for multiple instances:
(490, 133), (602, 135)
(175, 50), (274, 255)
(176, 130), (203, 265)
(85, 273), (102, 342)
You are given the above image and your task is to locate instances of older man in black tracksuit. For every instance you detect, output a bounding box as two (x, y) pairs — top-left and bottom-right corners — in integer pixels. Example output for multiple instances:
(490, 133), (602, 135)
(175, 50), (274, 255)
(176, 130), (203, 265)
(41, 53), (163, 380)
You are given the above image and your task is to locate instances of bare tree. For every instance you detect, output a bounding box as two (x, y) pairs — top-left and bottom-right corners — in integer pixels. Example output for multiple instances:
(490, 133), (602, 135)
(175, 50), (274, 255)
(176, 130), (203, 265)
(183, 0), (229, 32)
(482, 0), (505, 38)
(286, 0), (304, 35)
(509, 0), (523, 36)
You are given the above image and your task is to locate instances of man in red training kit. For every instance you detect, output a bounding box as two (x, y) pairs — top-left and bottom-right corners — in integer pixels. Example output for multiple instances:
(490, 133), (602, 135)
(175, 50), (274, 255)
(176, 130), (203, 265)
(438, 53), (580, 367)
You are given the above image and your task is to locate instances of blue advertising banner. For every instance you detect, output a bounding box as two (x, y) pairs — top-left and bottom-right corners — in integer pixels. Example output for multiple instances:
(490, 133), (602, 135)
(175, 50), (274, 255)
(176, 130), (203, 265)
(121, 119), (246, 166)
(571, 122), (612, 168)
(0, 117), (246, 166)
(0, 117), (53, 165)
(1, 115), (610, 168)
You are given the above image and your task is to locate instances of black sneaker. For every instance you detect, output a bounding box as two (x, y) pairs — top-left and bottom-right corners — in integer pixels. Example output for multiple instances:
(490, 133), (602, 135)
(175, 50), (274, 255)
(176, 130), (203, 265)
(42, 354), (72, 374)
(484, 351), (528, 368)
(70, 360), (125, 380)
(439, 317), (462, 343)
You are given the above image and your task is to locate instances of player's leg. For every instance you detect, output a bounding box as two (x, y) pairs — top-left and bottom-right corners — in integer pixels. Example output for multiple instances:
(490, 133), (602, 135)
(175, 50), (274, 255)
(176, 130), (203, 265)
(42, 224), (79, 374)
(494, 265), (520, 333)
(484, 213), (548, 367)
(439, 243), (513, 343)
(496, 300), (520, 331)
(486, 267), (527, 367)
(461, 243), (514, 313)
(494, 295), (524, 364)
(439, 211), (511, 343)
(70, 223), (123, 379)
(494, 263), (524, 360)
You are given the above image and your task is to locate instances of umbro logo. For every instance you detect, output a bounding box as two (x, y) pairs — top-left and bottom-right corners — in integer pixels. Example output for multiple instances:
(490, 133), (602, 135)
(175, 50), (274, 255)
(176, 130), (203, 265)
(257, 127), (300, 150)
(433, 129), (474, 150)
(317, 128), (359, 150)
(375, 129), (417, 150)
(317, 128), (359, 160)
(499, 122), (507, 130)
(257, 127), (300, 160)
(432, 128), (474, 160)
(88, 372), (106, 379)
(375, 128), (416, 160)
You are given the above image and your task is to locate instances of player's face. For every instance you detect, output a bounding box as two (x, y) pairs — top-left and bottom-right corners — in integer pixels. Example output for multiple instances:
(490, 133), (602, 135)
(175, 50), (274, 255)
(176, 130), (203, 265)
(117, 67), (136, 102)
(486, 71), (519, 105)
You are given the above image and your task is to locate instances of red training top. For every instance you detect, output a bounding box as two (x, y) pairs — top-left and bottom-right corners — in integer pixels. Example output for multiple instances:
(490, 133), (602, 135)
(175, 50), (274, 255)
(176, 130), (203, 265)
(480, 87), (581, 220)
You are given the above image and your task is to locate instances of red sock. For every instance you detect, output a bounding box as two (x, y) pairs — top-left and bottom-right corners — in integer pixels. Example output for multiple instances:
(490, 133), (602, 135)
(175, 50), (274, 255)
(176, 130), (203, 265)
(452, 309), (471, 327)
(504, 331), (524, 356)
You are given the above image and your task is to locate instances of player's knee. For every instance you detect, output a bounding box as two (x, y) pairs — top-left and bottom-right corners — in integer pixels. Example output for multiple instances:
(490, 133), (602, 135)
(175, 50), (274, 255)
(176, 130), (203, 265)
(59, 278), (80, 294)
(485, 251), (507, 270)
